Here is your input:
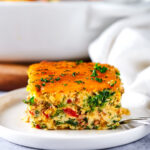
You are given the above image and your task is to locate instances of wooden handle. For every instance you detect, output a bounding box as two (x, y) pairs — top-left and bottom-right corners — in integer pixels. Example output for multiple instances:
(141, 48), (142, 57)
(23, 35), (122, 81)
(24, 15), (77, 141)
(0, 64), (28, 91)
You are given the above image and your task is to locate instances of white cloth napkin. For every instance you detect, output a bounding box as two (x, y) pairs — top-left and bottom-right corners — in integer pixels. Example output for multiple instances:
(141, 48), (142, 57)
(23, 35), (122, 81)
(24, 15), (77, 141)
(89, 14), (150, 116)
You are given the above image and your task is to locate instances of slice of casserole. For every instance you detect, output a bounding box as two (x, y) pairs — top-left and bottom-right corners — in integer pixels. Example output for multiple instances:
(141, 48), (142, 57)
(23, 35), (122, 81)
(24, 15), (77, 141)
(23, 61), (129, 130)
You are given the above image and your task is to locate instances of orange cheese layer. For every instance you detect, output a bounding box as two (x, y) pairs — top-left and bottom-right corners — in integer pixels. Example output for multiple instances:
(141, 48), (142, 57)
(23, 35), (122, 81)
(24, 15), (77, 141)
(27, 61), (121, 95)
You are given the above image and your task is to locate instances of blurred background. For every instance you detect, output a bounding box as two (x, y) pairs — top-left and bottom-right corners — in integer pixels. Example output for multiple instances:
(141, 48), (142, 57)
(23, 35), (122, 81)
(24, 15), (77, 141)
(0, 0), (149, 91)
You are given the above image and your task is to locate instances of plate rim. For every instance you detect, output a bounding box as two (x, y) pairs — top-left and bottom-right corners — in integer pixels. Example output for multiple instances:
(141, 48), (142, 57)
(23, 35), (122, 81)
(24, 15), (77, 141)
(0, 88), (149, 150)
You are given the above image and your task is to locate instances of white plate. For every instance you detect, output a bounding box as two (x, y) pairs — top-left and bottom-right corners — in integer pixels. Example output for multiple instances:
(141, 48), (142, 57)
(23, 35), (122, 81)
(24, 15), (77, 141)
(0, 88), (150, 150)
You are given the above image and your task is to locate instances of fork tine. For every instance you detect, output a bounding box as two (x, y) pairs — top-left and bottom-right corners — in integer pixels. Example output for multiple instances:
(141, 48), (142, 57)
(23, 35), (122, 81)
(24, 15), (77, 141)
(120, 116), (150, 125)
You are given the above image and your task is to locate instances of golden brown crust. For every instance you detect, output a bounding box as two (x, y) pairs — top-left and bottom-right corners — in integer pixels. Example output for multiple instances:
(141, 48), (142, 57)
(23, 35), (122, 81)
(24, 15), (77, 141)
(27, 61), (121, 95)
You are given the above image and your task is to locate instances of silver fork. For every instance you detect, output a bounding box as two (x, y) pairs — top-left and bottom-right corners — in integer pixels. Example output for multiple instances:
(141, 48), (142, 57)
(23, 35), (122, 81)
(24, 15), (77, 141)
(120, 117), (150, 125)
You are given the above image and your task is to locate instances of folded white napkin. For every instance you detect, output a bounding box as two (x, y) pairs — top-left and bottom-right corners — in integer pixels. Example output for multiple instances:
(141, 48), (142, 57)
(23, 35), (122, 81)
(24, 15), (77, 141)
(89, 14), (150, 116)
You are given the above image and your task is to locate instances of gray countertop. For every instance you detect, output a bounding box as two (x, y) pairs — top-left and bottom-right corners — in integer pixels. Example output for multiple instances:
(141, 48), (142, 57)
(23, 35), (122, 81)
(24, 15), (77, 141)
(1, 134), (150, 150)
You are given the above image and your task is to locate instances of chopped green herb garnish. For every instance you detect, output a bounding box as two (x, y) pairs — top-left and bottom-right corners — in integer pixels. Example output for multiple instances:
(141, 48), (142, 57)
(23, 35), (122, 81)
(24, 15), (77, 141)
(61, 73), (65, 77)
(41, 124), (47, 129)
(35, 84), (41, 90)
(55, 77), (60, 81)
(57, 102), (66, 108)
(64, 84), (68, 86)
(94, 63), (108, 73)
(87, 90), (115, 111)
(116, 72), (120, 76)
(41, 72), (46, 74)
(110, 81), (117, 87)
(55, 120), (63, 126)
(75, 80), (85, 84)
(83, 117), (88, 123)
(72, 72), (77, 77)
(35, 110), (39, 114)
(85, 126), (90, 129)
(93, 126), (98, 129)
(107, 124), (118, 129)
(49, 74), (54, 77)
(35, 110), (40, 117)
(42, 83), (46, 86)
(50, 80), (54, 83)
(95, 77), (102, 82)
(41, 78), (49, 82)
(76, 60), (83, 65)
(51, 109), (64, 118)
(115, 104), (121, 108)
(23, 96), (35, 105)
(65, 118), (78, 127)
(91, 69), (98, 77)
(113, 120), (118, 124)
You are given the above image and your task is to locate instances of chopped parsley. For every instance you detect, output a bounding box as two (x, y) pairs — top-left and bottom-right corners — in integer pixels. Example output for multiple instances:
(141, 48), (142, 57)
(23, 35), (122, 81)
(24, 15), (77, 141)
(91, 69), (98, 77)
(72, 72), (77, 77)
(35, 110), (40, 117)
(85, 126), (90, 129)
(90, 63), (108, 82)
(110, 81), (117, 87)
(23, 96), (35, 105)
(35, 84), (41, 90)
(55, 77), (60, 81)
(95, 77), (102, 83)
(83, 117), (88, 123)
(35, 110), (39, 114)
(116, 71), (120, 76)
(51, 109), (64, 118)
(65, 118), (78, 127)
(55, 119), (78, 127)
(61, 73), (66, 77)
(113, 120), (118, 124)
(75, 80), (85, 84)
(41, 78), (50, 82)
(55, 120), (63, 126)
(42, 83), (46, 86)
(87, 90), (115, 111)
(107, 124), (118, 129)
(41, 72), (46, 74)
(41, 124), (47, 129)
(63, 84), (68, 86)
(91, 76), (103, 83)
(76, 60), (83, 65)
(57, 102), (66, 108)
(99, 66), (108, 73)
(93, 126), (98, 129)
(115, 104), (121, 108)
(40, 76), (61, 84)
(94, 63), (108, 73)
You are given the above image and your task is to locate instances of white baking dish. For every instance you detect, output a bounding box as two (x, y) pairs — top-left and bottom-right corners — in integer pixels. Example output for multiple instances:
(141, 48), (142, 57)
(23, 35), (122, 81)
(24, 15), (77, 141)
(0, 1), (149, 61)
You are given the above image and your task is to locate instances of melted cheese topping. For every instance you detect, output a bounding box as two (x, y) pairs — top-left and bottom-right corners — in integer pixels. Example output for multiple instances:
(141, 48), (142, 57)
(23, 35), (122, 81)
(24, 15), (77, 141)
(27, 61), (121, 96)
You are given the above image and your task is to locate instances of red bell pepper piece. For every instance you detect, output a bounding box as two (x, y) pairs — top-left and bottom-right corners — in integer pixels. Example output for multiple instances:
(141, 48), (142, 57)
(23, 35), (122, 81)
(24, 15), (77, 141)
(43, 111), (49, 118)
(63, 108), (78, 117)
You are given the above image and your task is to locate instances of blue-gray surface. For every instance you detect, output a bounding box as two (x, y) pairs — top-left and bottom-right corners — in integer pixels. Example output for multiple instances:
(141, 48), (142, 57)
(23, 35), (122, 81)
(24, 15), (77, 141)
(0, 134), (150, 150)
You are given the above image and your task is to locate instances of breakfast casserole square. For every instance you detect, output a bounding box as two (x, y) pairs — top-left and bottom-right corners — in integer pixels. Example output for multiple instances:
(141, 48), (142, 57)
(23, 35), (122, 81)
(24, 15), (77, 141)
(23, 61), (129, 130)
